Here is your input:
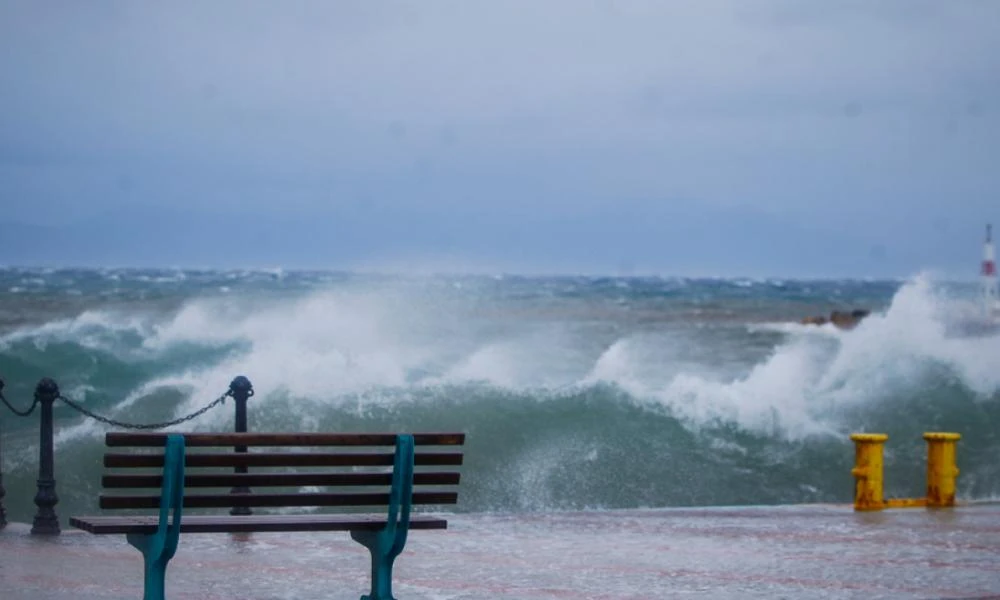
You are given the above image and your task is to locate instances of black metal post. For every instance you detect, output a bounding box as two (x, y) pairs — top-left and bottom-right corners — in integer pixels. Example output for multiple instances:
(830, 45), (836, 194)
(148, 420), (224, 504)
(0, 377), (7, 529)
(32, 378), (60, 535)
(229, 375), (253, 516)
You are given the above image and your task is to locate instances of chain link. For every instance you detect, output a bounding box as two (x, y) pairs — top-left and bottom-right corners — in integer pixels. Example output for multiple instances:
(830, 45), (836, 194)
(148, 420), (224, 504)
(0, 389), (38, 417)
(57, 391), (230, 430)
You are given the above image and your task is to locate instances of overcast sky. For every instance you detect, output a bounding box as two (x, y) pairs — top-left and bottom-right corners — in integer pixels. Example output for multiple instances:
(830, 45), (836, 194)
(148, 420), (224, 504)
(1, 1), (998, 277)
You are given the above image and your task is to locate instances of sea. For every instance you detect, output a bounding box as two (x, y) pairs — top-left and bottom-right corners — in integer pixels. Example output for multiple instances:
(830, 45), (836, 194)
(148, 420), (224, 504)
(0, 267), (999, 527)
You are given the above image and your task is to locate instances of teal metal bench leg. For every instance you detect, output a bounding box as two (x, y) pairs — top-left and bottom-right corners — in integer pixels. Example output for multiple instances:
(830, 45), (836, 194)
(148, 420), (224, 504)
(351, 529), (401, 600)
(126, 533), (171, 600)
(351, 434), (414, 600)
(125, 435), (185, 600)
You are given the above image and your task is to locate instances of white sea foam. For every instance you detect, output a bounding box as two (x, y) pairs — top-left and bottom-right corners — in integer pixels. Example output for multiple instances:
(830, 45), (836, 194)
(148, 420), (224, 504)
(127, 284), (600, 419)
(7, 272), (998, 445)
(0, 310), (151, 354)
(581, 273), (1000, 439)
(121, 289), (454, 426)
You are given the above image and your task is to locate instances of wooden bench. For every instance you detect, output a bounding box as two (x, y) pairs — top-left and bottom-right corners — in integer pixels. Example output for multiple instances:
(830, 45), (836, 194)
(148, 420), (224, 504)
(70, 432), (465, 600)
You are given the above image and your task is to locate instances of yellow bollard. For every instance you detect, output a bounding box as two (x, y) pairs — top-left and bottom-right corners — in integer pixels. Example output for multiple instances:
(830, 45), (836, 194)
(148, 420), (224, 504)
(924, 432), (961, 508)
(850, 433), (889, 511)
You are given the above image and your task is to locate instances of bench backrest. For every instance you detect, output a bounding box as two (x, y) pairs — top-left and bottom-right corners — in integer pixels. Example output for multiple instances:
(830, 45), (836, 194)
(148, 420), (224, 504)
(99, 432), (464, 512)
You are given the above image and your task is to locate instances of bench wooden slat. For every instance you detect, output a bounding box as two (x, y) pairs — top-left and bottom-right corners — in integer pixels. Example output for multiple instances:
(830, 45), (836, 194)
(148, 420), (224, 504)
(70, 514), (448, 535)
(106, 432), (465, 447)
(104, 452), (464, 468)
(100, 491), (458, 509)
(102, 471), (461, 489)
(73, 430), (464, 600)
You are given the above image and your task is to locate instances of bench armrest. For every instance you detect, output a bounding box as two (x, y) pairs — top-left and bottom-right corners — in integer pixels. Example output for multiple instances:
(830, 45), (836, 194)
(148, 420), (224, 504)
(127, 434), (186, 562)
(386, 434), (414, 553)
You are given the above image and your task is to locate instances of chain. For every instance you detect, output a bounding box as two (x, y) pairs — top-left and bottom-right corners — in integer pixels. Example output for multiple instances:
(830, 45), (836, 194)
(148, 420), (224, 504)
(57, 390), (230, 430)
(0, 389), (38, 417)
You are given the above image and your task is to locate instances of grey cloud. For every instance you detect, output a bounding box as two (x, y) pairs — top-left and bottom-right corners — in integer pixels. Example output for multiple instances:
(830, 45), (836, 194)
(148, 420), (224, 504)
(0, 0), (997, 275)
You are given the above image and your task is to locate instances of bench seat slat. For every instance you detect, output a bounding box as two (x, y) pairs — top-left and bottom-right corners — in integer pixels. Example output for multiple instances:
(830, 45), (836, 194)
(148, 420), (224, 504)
(104, 452), (463, 468)
(70, 514), (448, 535)
(100, 491), (459, 509)
(107, 432), (465, 447)
(102, 471), (461, 489)
(72, 431), (464, 600)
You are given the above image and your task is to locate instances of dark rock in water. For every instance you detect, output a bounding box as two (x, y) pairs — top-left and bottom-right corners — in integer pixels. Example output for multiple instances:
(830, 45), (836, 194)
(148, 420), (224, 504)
(799, 315), (828, 326)
(799, 309), (870, 330)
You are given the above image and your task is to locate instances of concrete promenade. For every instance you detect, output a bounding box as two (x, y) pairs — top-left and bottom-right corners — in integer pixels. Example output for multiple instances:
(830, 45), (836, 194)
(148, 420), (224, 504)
(1, 503), (998, 599)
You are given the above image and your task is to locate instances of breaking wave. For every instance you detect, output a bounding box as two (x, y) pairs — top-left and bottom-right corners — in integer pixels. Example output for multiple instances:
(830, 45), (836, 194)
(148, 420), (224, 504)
(0, 270), (997, 523)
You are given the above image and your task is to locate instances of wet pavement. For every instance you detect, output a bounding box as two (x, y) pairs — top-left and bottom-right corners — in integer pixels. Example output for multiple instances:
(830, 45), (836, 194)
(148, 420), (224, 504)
(1, 503), (998, 599)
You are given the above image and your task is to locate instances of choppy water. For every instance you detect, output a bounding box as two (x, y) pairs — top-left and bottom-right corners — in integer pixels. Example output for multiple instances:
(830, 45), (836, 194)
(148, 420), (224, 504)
(0, 268), (998, 525)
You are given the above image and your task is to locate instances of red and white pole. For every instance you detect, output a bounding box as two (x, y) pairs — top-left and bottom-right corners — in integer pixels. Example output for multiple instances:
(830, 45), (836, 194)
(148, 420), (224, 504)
(981, 224), (997, 319)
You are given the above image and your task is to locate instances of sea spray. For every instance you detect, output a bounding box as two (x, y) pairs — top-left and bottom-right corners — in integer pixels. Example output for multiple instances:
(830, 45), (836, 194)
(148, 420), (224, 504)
(0, 269), (997, 526)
